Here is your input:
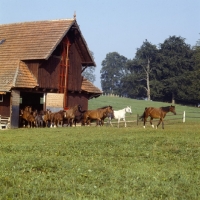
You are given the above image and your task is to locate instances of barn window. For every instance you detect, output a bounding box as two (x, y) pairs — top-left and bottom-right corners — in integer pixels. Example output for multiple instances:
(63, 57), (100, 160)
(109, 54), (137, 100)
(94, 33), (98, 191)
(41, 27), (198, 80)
(0, 95), (3, 102)
(40, 98), (44, 104)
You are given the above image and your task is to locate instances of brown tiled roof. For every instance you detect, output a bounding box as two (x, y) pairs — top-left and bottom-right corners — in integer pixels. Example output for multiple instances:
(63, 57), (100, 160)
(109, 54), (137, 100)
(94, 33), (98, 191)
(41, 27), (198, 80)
(15, 61), (38, 88)
(0, 19), (95, 92)
(81, 78), (103, 95)
(0, 19), (74, 60)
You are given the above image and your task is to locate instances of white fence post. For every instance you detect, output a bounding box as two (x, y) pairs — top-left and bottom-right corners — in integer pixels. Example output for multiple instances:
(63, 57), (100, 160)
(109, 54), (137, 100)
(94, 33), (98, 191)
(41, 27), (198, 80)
(183, 111), (185, 123)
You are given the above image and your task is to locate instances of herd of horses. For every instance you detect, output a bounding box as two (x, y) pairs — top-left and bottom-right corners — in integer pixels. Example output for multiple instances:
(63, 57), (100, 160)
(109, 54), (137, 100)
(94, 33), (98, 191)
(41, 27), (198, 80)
(20, 105), (115, 128)
(19, 104), (176, 129)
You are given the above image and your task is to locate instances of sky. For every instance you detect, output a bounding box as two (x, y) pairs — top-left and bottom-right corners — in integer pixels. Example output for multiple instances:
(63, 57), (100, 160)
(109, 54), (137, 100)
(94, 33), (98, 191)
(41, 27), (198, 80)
(0, 0), (199, 89)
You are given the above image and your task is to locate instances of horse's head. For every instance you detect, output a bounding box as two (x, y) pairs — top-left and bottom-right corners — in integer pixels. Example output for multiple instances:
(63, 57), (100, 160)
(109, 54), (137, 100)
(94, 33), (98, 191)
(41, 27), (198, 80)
(170, 105), (176, 115)
(125, 106), (132, 114)
(47, 109), (51, 114)
(20, 109), (24, 115)
(107, 111), (114, 119)
(32, 110), (37, 117)
(106, 105), (114, 114)
(63, 111), (67, 118)
(72, 105), (79, 112)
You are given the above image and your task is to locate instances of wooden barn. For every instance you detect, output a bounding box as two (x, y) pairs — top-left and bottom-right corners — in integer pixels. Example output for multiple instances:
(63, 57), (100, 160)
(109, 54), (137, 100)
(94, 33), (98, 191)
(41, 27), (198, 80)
(0, 16), (102, 128)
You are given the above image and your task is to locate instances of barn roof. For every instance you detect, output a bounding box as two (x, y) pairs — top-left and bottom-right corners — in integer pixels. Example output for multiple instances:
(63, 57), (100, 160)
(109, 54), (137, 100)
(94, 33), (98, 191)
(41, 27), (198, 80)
(0, 18), (96, 92)
(81, 78), (103, 98)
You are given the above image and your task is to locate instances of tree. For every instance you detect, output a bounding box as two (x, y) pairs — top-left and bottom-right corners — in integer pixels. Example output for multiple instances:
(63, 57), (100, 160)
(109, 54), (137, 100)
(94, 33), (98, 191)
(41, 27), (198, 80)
(100, 52), (128, 95)
(158, 36), (195, 103)
(82, 67), (96, 83)
(123, 40), (158, 100)
(82, 51), (96, 83)
(120, 59), (146, 99)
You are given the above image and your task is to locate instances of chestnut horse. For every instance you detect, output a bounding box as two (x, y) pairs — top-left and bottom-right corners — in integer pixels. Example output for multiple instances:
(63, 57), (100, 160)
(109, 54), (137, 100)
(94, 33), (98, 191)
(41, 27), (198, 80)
(82, 106), (113, 126)
(140, 105), (176, 129)
(53, 110), (66, 127)
(44, 109), (66, 128)
(64, 105), (81, 126)
(20, 106), (37, 128)
(42, 109), (51, 127)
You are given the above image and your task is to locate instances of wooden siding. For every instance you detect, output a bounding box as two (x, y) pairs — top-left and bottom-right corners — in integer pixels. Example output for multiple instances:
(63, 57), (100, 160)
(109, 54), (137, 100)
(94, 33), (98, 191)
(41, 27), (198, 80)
(0, 93), (10, 117)
(26, 61), (41, 80)
(38, 56), (60, 89)
(67, 92), (88, 110)
(68, 43), (82, 91)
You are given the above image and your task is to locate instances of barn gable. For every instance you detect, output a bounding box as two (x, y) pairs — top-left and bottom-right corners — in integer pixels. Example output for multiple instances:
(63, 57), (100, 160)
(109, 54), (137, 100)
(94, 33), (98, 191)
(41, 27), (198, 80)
(0, 18), (98, 92)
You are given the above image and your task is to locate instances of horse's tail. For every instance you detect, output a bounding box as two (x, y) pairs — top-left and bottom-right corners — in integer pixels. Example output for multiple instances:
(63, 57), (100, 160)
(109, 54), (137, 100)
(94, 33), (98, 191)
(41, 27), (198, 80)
(139, 107), (148, 121)
(139, 112), (145, 121)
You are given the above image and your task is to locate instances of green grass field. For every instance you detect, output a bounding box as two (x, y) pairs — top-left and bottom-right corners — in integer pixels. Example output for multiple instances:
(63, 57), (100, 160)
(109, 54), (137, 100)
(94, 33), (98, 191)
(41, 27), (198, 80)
(0, 96), (200, 199)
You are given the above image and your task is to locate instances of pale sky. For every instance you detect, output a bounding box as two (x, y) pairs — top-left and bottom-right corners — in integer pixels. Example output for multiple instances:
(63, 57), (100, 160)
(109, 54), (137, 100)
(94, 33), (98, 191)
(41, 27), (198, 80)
(0, 0), (199, 89)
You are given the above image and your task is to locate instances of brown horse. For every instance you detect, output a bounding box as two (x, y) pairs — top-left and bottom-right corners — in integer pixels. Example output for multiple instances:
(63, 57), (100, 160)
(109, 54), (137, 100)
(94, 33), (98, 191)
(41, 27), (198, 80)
(53, 110), (66, 127)
(42, 109), (51, 127)
(82, 106), (113, 126)
(64, 105), (80, 126)
(140, 105), (176, 129)
(20, 106), (36, 128)
(44, 110), (65, 128)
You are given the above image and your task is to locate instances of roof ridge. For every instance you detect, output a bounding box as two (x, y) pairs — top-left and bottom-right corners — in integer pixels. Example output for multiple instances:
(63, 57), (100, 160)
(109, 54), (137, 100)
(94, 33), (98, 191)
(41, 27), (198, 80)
(0, 18), (75, 26)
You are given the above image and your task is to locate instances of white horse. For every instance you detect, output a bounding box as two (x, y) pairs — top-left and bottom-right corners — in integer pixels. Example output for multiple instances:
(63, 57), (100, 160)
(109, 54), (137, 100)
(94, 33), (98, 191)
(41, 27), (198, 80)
(108, 106), (132, 128)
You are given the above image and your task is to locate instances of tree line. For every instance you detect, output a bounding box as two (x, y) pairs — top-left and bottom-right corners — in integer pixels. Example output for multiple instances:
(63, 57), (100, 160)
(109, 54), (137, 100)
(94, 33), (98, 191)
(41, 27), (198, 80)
(100, 36), (200, 105)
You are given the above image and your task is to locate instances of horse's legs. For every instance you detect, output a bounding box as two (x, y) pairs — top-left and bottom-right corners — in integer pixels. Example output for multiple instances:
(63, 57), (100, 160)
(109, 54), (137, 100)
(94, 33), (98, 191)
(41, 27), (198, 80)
(61, 120), (63, 127)
(150, 117), (154, 128)
(107, 118), (113, 127)
(118, 118), (120, 128)
(68, 118), (71, 127)
(143, 117), (147, 128)
(71, 119), (74, 127)
(101, 119), (104, 126)
(50, 120), (54, 128)
(109, 119), (113, 127)
(95, 119), (100, 126)
(156, 118), (163, 129)
(54, 120), (57, 128)
(123, 118), (126, 127)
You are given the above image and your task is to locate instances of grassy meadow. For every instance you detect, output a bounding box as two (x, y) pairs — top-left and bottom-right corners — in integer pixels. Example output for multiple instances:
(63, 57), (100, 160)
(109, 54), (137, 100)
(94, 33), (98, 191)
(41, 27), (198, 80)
(0, 96), (200, 199)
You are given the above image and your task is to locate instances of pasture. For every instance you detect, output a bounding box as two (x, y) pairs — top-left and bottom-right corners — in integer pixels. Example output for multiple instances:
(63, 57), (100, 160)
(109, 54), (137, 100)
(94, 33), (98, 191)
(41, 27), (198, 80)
(0, 96), (200, 199)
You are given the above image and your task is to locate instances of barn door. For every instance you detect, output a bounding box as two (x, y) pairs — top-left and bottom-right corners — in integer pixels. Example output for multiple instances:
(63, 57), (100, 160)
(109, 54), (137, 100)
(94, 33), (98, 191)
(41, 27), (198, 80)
(59, 38), (71, 108)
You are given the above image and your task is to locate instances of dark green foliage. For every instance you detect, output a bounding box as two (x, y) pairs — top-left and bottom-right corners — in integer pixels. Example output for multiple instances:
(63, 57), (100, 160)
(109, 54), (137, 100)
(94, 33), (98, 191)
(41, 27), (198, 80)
(156, 36), (195, 103)
(100, 52), (128, 95)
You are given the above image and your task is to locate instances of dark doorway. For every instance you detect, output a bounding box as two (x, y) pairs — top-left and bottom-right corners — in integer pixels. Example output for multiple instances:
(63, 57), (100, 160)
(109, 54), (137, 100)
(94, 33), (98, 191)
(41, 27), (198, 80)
(20, 92), (44, 111)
